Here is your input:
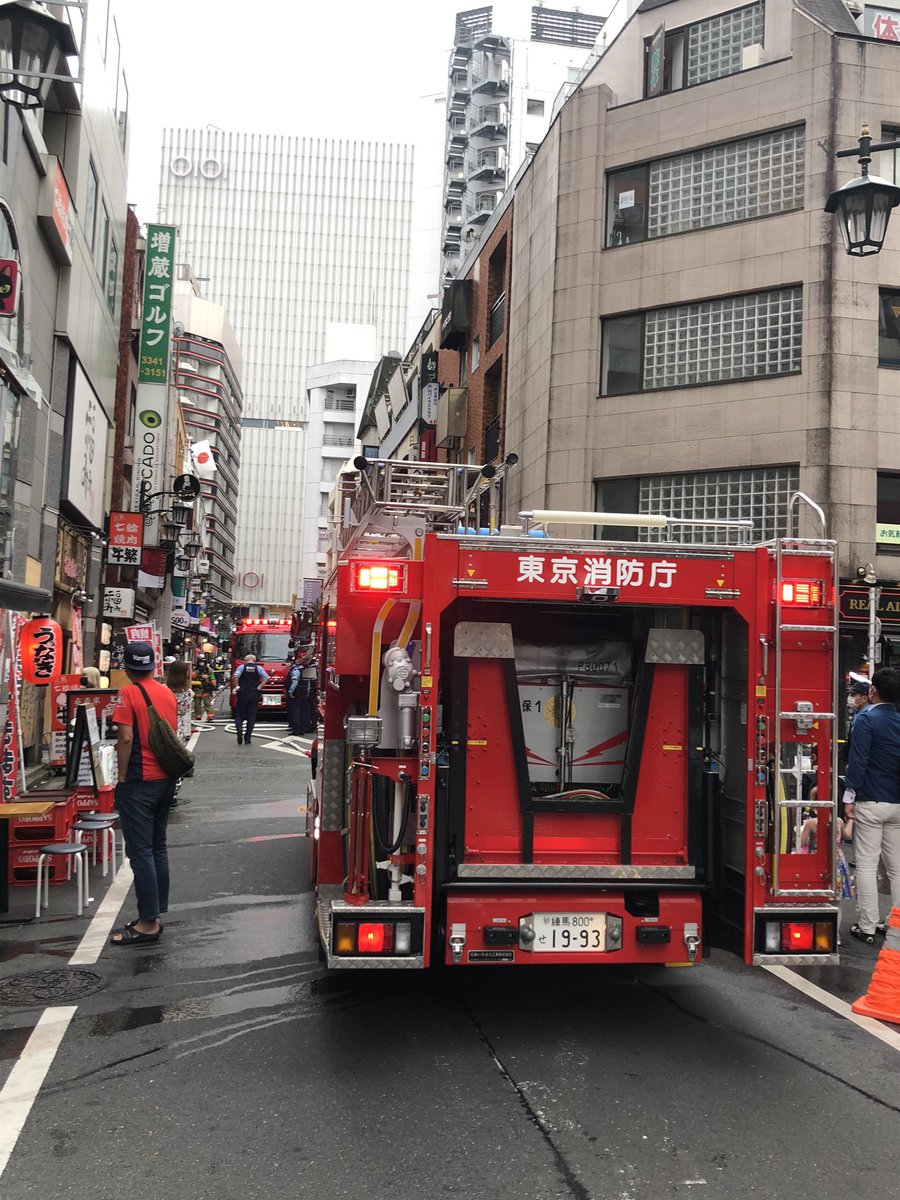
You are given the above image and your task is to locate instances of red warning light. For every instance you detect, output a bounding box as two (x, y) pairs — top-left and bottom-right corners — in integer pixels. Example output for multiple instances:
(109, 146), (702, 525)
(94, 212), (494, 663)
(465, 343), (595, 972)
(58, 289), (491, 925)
(781, 581), (822, 607)
(352, 563), (407, 593)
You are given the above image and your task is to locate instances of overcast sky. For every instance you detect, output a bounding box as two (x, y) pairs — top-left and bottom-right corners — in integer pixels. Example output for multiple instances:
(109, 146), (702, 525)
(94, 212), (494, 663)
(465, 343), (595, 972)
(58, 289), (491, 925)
(114, 0), (533, 222)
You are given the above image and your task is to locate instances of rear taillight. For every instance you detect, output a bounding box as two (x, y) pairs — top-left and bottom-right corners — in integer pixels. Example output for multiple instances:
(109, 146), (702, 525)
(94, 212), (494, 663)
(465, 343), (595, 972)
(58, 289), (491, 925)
(358, 923), (393, 953)
(781, 923), (814, 952)
(333, 919), (414, 956)
(764, 920), (834, 953)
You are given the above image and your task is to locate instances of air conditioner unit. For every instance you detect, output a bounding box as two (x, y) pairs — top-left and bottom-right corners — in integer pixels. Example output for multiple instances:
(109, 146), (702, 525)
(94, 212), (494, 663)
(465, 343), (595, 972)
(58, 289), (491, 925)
(437, 387), (468, 448)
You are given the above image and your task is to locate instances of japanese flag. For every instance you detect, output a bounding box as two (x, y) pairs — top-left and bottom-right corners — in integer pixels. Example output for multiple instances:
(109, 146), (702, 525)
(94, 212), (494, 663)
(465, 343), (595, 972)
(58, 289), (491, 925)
(190, 440), (216, 478)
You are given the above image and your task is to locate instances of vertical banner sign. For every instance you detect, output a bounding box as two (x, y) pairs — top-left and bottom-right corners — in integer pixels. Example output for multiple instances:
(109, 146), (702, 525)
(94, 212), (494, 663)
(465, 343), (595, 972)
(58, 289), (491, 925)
(421, 350), (440, 426)
(132, 224), (177, 545)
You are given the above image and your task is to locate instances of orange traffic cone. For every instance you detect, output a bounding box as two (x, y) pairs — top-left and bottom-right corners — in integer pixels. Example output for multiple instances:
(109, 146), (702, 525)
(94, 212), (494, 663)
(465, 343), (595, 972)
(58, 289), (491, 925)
(852, 907), (900, 1025)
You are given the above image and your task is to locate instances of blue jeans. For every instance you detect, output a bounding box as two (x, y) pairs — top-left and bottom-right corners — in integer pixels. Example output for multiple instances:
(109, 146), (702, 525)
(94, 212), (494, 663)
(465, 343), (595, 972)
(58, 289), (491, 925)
(116, 779), (177, 921)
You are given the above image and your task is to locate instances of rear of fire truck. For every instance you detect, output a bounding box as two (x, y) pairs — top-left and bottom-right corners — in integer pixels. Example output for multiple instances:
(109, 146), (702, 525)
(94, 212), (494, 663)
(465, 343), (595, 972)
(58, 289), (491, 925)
(309, 461), (839, 970)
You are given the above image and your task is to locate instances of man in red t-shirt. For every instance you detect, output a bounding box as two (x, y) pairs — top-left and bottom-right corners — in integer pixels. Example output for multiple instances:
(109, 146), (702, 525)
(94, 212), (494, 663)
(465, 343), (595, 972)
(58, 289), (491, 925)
(110, 641), (179, 946)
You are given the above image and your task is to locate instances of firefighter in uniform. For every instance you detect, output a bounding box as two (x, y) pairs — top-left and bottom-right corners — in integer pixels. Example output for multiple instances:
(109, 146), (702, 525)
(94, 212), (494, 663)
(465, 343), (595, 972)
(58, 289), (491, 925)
(232, 654), (269, 745)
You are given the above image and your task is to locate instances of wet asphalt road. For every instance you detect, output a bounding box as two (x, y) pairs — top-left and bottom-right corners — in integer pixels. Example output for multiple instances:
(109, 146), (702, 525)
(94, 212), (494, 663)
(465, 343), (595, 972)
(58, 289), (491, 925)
(1, 716), (899, 1200)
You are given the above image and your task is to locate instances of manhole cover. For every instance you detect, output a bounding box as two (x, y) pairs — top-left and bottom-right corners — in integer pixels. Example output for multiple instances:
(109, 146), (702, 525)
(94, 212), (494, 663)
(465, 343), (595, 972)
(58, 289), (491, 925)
(0, 968), (106, 1008)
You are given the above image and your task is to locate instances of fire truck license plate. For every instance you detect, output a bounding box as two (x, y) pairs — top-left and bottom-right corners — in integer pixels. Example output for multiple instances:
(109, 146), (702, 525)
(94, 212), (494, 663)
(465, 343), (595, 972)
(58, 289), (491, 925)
(531, 912), (606, 952)
(262, 694), (281, 706)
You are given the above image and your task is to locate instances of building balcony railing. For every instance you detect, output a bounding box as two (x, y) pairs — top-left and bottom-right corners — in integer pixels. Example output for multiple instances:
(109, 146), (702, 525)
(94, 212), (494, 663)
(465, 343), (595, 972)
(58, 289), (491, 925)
(489, 292), (505, 348)
(470, 106), (508, 140)
(467, 150), (506, 183)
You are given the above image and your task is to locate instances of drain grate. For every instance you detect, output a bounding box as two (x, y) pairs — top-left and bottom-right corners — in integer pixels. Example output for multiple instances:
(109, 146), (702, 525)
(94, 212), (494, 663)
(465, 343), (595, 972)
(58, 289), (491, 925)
(0, 968), (106, 1008)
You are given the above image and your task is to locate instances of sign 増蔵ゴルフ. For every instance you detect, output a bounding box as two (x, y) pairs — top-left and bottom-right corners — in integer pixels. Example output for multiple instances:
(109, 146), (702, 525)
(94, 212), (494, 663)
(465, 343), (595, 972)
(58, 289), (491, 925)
(133, 225), (177, 543)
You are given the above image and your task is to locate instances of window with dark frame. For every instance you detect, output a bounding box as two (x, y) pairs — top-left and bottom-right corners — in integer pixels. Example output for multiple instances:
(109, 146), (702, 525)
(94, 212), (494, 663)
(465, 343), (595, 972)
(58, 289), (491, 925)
(643, 2), (763, 99)
(601, 287), (802, 396)
(878, 290), (900, 367)
(877, 473), (900, 551)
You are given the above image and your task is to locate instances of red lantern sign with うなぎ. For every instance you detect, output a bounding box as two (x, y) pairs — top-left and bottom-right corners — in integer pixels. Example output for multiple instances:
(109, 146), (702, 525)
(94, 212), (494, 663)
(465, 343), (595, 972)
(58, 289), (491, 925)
(20, 618), (63, 685)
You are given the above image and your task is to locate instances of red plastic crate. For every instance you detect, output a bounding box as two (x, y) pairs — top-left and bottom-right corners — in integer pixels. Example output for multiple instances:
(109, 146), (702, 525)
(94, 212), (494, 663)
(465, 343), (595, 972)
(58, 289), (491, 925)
(9, 799), (75, 844)
(72, 785), (114, 814)
(8, 846), (68, 886)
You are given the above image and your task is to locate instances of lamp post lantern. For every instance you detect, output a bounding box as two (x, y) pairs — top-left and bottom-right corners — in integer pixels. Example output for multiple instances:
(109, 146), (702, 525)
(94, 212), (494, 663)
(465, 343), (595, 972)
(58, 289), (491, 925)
(825, 123), (900, 256)
(0, 1), (77, 110)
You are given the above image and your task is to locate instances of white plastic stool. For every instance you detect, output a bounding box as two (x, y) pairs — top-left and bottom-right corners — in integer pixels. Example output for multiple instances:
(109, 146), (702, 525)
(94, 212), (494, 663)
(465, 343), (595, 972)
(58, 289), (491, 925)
(35, 843), (88, 918)
(72, 817), (119, 878)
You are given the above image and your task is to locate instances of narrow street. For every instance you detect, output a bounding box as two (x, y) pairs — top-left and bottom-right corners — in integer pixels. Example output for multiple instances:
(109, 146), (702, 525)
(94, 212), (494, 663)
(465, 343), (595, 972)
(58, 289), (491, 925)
(1, 718), (898, 1200)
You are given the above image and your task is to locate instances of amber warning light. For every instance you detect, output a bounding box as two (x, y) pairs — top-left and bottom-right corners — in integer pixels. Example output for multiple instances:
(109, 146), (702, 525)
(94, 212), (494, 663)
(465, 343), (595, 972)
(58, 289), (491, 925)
(351, 563), (407, 593)
(781, 580), (823, 606)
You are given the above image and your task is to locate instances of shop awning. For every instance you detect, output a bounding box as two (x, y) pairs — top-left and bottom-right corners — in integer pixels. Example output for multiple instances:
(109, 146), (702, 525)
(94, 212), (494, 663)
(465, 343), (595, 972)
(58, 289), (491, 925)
(0, 580), (52, 612)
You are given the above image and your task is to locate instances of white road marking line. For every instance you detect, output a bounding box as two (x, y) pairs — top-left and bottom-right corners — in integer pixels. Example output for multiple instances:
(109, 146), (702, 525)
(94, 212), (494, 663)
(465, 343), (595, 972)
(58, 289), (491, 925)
(763, 965), (900, 1051)
(68, 863), (134, 966)
(262, 743), (310, 758)
(0, 1006), (77, 1178)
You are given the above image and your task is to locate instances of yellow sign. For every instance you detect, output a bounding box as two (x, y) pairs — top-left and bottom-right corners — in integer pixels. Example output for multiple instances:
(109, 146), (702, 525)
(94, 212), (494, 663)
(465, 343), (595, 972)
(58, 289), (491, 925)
(876, 523), (900, 545)
(662, 743), (683, 752)
(468, 739), (488, 747)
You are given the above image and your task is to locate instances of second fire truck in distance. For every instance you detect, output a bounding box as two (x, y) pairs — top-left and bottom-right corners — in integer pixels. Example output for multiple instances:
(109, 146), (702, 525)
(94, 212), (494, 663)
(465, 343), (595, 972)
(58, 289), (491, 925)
(229, 613), (313, 715)
(309, 458), (839, 971)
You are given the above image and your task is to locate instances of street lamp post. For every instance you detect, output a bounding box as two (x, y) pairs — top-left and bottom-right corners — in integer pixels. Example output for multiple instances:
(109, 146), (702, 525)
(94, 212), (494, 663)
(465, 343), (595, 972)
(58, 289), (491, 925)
(825, 123), (900, 255)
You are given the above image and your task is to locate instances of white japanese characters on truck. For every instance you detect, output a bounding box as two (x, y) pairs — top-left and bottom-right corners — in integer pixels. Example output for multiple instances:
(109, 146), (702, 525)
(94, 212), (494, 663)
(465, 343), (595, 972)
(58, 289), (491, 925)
(308, 459), (839, 970)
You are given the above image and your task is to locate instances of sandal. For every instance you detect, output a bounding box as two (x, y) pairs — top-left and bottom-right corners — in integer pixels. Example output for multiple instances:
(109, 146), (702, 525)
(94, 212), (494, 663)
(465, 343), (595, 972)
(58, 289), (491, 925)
(124, 919), (163, 934)
(111, 924), (161, 946)
(875, 921), (887, 937)
(849, 924), (876, 945)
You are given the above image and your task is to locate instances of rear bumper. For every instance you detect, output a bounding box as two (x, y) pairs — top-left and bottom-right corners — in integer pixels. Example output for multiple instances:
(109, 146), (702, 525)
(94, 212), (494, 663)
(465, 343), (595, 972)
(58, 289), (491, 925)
(443, 888), (703, 967)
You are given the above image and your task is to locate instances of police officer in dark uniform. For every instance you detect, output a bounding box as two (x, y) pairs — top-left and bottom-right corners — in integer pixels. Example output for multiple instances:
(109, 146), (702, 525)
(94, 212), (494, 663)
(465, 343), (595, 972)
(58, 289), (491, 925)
(285, 655), (305, 736)
(232, 654), (269, 745)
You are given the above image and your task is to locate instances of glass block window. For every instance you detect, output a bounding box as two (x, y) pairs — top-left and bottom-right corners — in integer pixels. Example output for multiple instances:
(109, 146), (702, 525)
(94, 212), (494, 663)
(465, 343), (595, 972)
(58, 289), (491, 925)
(641, 287), (802, 391)
(648, 127), (804, 238)
(687, 3), (764, 88)
(640, 465), (799, 543)
(879, 127), (900, 185)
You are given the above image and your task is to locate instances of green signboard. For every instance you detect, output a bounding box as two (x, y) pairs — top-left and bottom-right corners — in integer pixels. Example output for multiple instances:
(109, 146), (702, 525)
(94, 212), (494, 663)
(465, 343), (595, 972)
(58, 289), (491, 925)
(876, 522), (900, 546)
(138, 224), (176, 384)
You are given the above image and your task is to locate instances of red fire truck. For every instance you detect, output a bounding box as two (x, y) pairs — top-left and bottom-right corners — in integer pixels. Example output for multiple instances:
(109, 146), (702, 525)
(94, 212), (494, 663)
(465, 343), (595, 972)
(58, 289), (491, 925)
(229, 616), (294, 714)
(309, 459), (839, 970)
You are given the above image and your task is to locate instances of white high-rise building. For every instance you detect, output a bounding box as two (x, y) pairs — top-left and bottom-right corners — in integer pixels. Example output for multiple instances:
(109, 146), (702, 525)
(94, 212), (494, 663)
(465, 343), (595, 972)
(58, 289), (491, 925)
(158, 130), (413, 609)
(441, 4), (605, 283)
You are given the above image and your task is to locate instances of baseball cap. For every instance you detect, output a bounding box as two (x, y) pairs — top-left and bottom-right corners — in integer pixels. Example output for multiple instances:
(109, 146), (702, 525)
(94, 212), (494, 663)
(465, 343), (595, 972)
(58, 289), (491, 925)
(849, 680), (871, 697)
(123, 641), (155, 673)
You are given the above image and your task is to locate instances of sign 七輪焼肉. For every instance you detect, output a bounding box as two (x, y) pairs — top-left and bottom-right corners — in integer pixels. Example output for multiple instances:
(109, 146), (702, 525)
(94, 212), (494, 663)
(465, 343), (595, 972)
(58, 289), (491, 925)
(108, 512), (143, 569)
(133, 225), (177, 541)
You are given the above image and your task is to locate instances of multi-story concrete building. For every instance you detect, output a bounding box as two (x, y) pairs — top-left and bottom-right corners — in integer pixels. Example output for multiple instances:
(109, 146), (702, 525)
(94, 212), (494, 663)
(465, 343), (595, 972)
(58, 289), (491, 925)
(158, 129), (413, 611)
(440, 3), (604, 283)
(488, 0), (900, 673)
(0, 3), (128, 761)
(172, 271), (243, 607)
